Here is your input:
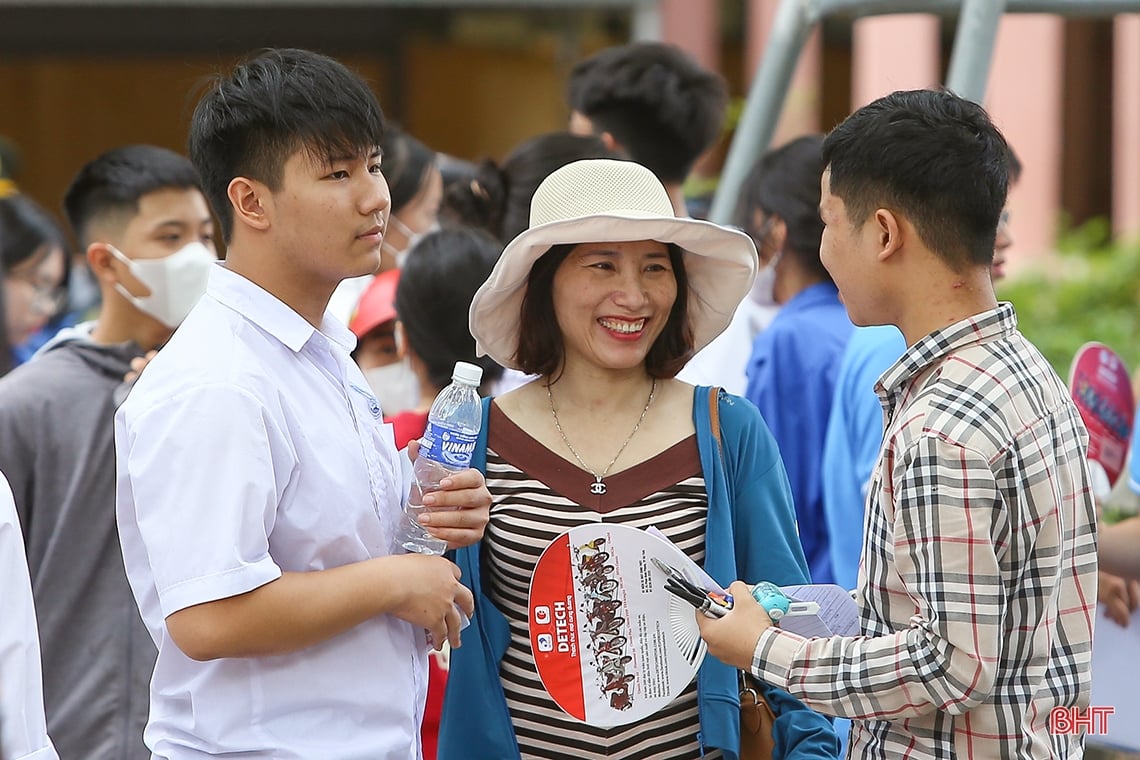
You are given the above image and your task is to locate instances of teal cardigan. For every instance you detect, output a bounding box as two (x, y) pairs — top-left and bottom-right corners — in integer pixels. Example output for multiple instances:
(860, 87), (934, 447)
(438, 386), (839, 759)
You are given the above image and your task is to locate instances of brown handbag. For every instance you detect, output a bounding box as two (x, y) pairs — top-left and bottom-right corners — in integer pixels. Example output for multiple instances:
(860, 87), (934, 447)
(739, 671), (777, 759)
(707, 389), (778, 759)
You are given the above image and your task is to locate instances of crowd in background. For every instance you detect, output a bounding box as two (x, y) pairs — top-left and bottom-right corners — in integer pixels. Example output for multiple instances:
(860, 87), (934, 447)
(0, 38), (1137, 760)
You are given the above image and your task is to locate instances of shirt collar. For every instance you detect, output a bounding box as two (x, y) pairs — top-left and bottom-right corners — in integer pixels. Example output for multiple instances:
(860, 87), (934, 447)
(877, 302), (1017, 399)
(207, 263), (358, 354)
(780, 282), (840, 314)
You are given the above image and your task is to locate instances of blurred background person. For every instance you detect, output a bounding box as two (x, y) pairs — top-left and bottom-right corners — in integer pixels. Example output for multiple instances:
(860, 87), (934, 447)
(566, 41), (726, 217)
(348, 268), (418, 416)
(0, 144), (215, 760)
(388, 226), (503, 446)
(443, 131), (616, 246)
(742, 134), (853, 586)
(365, 225), (503, 760)
(1, 194), (69, 372)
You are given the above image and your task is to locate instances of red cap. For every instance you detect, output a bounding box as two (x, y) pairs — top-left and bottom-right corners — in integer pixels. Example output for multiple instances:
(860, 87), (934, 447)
(349, 269), (400, 338)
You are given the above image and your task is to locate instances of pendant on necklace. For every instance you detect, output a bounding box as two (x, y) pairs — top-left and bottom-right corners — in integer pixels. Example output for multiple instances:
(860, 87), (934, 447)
(590, 479), (607, 495)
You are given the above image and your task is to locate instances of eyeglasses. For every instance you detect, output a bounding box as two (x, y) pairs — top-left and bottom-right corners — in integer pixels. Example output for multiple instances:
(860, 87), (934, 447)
(6, 271), (68, 315)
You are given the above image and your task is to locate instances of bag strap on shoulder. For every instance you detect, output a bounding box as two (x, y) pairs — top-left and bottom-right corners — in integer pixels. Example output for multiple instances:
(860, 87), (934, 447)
(709, 386), (722, 456)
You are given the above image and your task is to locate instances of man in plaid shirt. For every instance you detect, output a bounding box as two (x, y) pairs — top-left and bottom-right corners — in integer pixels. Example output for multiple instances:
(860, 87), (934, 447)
(699, 89), (1098, 759)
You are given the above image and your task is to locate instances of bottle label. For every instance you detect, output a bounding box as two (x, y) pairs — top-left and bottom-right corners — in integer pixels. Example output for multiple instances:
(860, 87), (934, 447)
(420, 421), (478, 469)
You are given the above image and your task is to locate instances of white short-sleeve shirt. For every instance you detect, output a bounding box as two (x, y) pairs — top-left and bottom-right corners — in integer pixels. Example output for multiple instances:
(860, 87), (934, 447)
(0, 472), (58, 760)
(115, 265), (424, 760)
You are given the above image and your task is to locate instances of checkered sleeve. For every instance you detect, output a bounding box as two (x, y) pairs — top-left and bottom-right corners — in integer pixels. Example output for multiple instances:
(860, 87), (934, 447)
(751, 434), (1003, 720)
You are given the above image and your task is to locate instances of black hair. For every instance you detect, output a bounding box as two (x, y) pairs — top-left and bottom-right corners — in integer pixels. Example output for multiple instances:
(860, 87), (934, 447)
(516, 242), (692, 379)
(443, 132), (617, 245)
(0, 195), (68, 271)
(567, 42), (727, 184)
(737, 134), (828, 282)
(381, 123), (437, 214)
(1006, 144), (1022, 184)
(395, 227), (504, 393)
(822, 89), (1009, 269)
(0, 256), (11, 376)
(188, 48), (385, 242)
(63, 145), (203, 246)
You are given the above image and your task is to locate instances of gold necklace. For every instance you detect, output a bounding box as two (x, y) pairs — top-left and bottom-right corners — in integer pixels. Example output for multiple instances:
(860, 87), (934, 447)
(547, 379), (657, 495)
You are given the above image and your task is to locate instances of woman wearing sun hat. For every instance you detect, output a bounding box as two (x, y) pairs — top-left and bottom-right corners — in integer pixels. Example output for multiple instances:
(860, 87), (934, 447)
(437, 159), (838, 760)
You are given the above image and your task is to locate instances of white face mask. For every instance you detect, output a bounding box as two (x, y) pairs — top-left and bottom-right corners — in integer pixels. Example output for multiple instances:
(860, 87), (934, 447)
(108, 241), (217, 328)
(383, 217), (440, 268)
(363, 359), (420, 416)
(749, 250), (782, 307)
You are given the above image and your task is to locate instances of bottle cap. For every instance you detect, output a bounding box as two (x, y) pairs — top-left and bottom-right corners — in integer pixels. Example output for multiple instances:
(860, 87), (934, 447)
(452, 361), (484, 386)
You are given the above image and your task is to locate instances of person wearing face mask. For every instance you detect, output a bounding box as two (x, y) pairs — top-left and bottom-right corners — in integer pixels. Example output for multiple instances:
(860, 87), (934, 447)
(349, 268), (420, 416)
(0, 145), (215, 760)
(328, 124), (443, 324)
(741, 134), (854, 587)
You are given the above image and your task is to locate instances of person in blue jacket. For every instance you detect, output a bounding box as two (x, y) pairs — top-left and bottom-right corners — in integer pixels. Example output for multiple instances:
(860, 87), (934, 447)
(440, 158), (838, 760)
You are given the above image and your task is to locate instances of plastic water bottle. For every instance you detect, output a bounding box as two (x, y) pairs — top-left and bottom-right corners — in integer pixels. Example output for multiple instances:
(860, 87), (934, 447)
(398, 361), (484, 555)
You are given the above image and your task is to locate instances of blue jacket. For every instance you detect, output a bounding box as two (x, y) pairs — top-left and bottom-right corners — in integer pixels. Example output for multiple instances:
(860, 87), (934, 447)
(439, 386), (839, 760)
(744, 282), (855, 585)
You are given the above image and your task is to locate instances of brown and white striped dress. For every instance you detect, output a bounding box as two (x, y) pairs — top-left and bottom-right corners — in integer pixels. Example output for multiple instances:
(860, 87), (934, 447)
(483, 405), (723, 760)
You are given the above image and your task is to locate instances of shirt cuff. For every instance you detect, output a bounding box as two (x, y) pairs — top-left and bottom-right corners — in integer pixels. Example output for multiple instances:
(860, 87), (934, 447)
(158, 556), (282, 617)
(12, 743), (59, 760)
(750, 626), (806, 690)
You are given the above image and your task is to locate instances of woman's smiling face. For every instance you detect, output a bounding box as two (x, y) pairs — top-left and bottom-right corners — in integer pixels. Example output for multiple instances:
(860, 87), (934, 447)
(551, 239), (677, 372)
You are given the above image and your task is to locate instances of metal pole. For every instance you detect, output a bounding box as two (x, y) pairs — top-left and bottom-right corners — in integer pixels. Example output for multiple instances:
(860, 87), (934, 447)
(945, 0), (1008, 102)
(709, 0), (816, 224)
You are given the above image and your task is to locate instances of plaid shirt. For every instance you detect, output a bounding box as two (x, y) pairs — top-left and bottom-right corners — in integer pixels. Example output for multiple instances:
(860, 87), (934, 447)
(752, 303), (1099, 759)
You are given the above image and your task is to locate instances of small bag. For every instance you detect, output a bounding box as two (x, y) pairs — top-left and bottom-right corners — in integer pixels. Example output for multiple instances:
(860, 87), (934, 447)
(739, 671), (777, 760)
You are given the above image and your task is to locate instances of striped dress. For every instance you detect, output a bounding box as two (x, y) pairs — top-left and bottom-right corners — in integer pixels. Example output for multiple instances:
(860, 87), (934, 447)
(483, 405), (723, 760)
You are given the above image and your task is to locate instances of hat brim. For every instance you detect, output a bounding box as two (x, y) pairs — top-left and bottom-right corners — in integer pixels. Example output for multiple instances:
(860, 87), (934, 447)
(469, 211), (758, 371)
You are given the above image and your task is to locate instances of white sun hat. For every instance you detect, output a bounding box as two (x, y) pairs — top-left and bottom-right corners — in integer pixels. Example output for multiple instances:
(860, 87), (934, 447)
(469, 158), (758, 371)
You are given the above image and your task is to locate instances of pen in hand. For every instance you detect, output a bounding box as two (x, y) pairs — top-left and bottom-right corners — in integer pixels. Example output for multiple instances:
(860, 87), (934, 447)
(664, 578), (727, 619)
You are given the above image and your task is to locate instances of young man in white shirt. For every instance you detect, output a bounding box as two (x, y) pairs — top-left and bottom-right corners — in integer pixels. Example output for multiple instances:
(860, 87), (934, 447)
(115, 48), (489, 759)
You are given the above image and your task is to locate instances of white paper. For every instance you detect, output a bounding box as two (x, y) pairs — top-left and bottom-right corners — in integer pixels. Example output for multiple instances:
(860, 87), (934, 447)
(1089, 606), (1140, 751)
(647, 526), (861, 638)
(778, 584), (861, 637)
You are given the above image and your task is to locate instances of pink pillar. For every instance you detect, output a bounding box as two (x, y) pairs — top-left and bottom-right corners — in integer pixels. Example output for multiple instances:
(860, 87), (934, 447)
(661, 0), (720, 71)
(851, 14), (941, 109)
(987, 15), (1066, 270)
(745, 0), (821, 142)
(1113, 15), (1140, 240)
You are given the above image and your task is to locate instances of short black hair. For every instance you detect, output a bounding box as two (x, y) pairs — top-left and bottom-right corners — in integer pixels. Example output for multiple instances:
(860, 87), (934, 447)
(395, 227), (504, 392)
(567, 42), (727, 184)
(516, 242), (692, 379)
(0, 194), (68, 271)
(189, 48), (385, 241)
(738, 134), (828, 282)
(443, 132), (617, 245)
(63, 145), (202, 246)
(822, 89), (1009, 269)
